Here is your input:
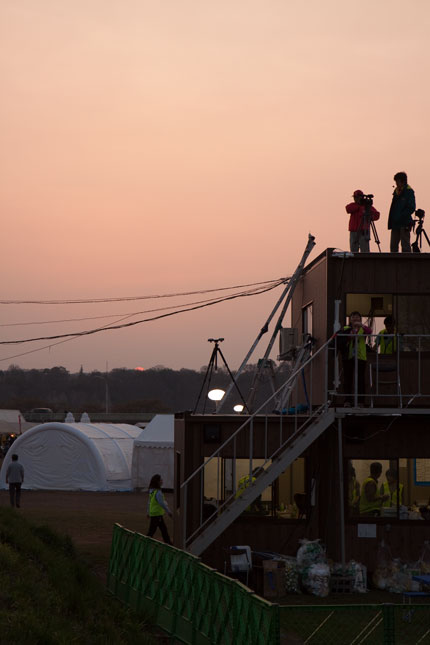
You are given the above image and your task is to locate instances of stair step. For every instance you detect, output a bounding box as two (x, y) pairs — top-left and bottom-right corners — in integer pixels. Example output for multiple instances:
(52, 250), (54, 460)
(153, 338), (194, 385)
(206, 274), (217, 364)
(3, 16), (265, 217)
(187, 408), (335, 556)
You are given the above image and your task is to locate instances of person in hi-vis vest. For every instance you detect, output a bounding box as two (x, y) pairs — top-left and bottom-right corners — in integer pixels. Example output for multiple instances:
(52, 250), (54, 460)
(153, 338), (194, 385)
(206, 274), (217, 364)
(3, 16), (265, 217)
(147, 473), (172, 544)
(348, 463), (360, 514)
(343, 311), (372, 407)
(235, 468), (263, 512)
(380, 468), (403, 508)
(359, 462), (389, 516)
(377, 316), (397, 355)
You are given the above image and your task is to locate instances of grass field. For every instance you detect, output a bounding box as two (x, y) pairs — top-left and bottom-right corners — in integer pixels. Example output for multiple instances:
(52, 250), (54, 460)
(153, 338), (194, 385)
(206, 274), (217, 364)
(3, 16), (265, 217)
(0, 489), (173, 583)
(1, 487), (426, 607)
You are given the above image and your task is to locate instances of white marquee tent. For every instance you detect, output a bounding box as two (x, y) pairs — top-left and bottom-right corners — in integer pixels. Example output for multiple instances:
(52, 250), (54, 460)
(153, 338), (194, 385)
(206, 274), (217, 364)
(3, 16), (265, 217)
(131, 415), (174, 489)
(0, 422), (141, 491)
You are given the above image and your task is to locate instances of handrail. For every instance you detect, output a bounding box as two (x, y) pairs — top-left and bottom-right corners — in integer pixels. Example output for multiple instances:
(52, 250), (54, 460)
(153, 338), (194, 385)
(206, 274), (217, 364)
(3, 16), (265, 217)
(184, 401), (331, 548)
(181, 332), (336, 490)
(181, 330), (430, 550)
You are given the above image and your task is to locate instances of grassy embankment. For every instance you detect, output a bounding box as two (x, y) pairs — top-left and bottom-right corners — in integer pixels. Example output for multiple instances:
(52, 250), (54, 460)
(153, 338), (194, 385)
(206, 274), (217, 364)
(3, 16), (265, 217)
(0, 507), (157, 644)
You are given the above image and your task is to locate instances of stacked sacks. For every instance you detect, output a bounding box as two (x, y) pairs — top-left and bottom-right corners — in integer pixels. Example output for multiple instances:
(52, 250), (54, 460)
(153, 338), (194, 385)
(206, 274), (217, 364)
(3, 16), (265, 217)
(296, 539), (330, 597)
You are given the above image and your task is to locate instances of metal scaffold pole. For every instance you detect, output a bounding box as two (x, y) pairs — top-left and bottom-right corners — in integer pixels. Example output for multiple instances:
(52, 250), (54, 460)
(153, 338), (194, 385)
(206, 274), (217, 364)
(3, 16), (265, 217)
(217, 234), (316, 413)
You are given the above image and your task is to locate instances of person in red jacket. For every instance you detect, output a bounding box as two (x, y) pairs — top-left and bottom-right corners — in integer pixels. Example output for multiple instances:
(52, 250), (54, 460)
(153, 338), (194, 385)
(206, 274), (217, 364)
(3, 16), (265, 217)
(346, 190), (380, 252)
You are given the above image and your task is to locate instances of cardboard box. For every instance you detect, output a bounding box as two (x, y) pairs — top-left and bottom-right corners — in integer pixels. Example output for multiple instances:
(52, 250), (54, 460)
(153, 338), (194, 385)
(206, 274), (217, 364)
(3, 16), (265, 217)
(263, 560), (285, 599)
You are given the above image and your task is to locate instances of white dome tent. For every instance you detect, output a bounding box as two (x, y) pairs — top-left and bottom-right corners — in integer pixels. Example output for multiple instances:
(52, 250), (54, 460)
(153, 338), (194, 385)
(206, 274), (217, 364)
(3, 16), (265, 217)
(0, 422), (141, 491)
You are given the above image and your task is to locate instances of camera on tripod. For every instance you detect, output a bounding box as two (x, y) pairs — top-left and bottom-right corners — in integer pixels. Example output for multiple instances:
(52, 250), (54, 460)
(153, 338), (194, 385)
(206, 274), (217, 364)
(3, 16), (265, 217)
(411, 208), (429, 253)
(360, 194), (374, 207)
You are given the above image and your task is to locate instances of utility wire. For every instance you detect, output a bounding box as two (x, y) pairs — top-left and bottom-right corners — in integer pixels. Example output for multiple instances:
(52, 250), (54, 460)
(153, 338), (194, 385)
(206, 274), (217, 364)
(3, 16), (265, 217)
(0, 278), (287, 305)
(0, 282), (286, 327)
(0, 280), (284, 346)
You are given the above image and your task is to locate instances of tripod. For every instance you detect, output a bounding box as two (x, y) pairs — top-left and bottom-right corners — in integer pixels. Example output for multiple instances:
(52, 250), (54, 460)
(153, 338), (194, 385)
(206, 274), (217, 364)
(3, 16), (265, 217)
(412, 211), (430, 252)
(360, 202), (381, 253)
(193, 338), (249, 414)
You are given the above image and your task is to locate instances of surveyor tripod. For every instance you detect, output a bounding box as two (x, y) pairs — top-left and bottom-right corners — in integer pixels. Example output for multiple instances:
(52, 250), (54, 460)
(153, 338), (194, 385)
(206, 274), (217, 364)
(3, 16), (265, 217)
(193, 338), (248, 414)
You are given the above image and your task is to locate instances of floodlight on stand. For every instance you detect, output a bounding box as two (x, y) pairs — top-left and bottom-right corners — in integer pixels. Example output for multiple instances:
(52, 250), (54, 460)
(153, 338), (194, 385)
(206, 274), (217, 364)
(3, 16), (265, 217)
(233, 404), (244, 413)
(208, 388), (225, 402)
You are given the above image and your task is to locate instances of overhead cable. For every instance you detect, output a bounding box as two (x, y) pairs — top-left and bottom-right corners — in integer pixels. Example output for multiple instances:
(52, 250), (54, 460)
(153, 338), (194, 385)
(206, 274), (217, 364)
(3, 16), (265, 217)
(0, 280), (284, 346)
(0, 277), (288, 305)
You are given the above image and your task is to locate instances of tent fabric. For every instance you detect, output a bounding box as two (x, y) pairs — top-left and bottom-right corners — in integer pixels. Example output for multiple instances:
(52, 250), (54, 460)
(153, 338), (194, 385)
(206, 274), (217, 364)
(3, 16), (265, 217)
(0, 422), (141, 491)
(132, 415), (174, 489)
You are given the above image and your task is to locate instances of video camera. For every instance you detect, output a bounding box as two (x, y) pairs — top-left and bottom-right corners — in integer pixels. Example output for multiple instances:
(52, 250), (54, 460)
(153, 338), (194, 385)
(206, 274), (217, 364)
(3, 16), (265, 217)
(411, 208), (428, 253)
(360, 193), (374, 207)
(412, 209), (425, 232)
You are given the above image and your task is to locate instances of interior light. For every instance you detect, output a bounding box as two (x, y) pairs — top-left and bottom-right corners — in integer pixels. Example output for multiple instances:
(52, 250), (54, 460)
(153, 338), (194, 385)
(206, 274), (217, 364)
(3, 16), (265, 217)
(233, 404), (244, 413)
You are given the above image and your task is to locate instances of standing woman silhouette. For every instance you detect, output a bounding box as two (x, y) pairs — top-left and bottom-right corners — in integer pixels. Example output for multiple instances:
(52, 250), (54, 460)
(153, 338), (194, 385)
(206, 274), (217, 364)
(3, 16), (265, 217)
(147, 473), (172, 544)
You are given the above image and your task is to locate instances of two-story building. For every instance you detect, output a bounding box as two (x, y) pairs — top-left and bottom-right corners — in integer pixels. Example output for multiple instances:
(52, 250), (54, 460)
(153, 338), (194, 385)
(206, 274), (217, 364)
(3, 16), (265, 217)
(173, 249), (430, 575)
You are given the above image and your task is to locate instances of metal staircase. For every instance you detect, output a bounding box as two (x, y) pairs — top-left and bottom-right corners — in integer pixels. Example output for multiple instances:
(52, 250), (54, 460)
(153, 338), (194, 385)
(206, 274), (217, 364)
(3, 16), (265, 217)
(181, 334), (336, 557)
(187, 407), (335, 556)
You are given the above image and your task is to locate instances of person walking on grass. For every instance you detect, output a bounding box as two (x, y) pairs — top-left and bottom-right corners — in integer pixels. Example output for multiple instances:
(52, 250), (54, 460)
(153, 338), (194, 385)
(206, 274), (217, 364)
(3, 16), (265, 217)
(147, 474), (172, 544)
(6, 453), (24, 508)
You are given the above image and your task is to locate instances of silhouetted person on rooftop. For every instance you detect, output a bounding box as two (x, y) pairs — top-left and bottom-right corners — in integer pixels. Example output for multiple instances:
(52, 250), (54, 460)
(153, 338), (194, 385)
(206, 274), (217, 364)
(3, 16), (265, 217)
(388, 171), (416, 253)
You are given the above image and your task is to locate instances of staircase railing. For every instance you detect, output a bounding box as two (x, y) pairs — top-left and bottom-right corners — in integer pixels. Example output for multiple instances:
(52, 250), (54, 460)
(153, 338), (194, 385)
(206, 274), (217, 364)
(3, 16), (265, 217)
(181, 331), (430, 553)
(181, 333), (336, 551)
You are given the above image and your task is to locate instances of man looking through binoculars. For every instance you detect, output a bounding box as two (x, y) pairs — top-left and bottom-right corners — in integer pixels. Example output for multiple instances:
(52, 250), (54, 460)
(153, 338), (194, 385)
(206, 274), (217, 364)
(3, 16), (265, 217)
(346, 190), (380, 253)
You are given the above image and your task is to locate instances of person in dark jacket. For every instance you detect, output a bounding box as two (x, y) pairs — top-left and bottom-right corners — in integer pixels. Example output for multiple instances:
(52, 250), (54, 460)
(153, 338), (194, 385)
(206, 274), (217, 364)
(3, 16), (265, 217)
(346, 190), (380, 253)
(388, 171), (416, 253)
(6, 453), (24, 508)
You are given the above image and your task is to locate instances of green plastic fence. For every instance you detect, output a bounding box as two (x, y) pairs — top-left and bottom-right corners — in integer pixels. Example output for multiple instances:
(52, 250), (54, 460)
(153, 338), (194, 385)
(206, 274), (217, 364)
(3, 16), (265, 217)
(107, 524), (280, 645)
(280, 603), (430, 644)
(108, 525), (430, 645)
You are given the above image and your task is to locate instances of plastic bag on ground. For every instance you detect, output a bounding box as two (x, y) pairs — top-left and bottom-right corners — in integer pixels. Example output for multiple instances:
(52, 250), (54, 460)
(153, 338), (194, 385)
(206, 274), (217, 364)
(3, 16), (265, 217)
(302, 563), (330, 597)
(296, 539), (326, 568)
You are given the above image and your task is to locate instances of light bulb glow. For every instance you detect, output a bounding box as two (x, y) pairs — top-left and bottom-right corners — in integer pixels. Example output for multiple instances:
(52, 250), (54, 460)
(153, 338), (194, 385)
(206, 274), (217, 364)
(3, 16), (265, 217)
(208, 388), (225, 402)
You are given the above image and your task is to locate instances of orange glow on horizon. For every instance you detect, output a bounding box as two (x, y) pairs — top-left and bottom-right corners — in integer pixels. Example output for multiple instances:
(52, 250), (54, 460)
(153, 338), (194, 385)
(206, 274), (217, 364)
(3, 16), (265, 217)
(0, 1), (428, 372)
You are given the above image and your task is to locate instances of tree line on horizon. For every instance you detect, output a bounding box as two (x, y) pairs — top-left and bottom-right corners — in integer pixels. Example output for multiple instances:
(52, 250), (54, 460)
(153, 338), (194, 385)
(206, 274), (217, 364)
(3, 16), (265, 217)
(0, 364), (278, 415)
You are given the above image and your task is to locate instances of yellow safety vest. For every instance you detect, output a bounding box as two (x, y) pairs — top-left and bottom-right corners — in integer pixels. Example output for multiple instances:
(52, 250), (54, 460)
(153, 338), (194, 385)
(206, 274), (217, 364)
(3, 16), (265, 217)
(235, 474), (256, 512)
(378, 330), (397, 355)
(235, 475), (256, 498)
(380, 482), (403, 508)
(149, 489), (165, 517)
(344, 326), (367, 361)
(359, 477), (381, 515)
(349, 477), (360, 508)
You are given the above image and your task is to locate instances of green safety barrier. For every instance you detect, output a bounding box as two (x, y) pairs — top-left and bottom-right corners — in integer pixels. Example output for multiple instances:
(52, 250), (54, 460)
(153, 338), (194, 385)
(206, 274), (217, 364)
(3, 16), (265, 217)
(108, 525), (430, 645)
(107, 524), (280, 645)
(280, 603), (430, 644)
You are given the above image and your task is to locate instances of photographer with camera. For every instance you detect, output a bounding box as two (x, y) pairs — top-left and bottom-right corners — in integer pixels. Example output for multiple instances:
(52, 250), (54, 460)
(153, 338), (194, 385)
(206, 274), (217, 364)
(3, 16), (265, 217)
(388, 171), (416, 253)
(345, 190), (380, 253)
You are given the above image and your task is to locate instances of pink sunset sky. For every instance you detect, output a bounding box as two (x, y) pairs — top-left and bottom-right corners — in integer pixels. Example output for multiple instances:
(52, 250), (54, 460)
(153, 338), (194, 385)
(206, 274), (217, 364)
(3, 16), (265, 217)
(1, 1), (429, 372)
